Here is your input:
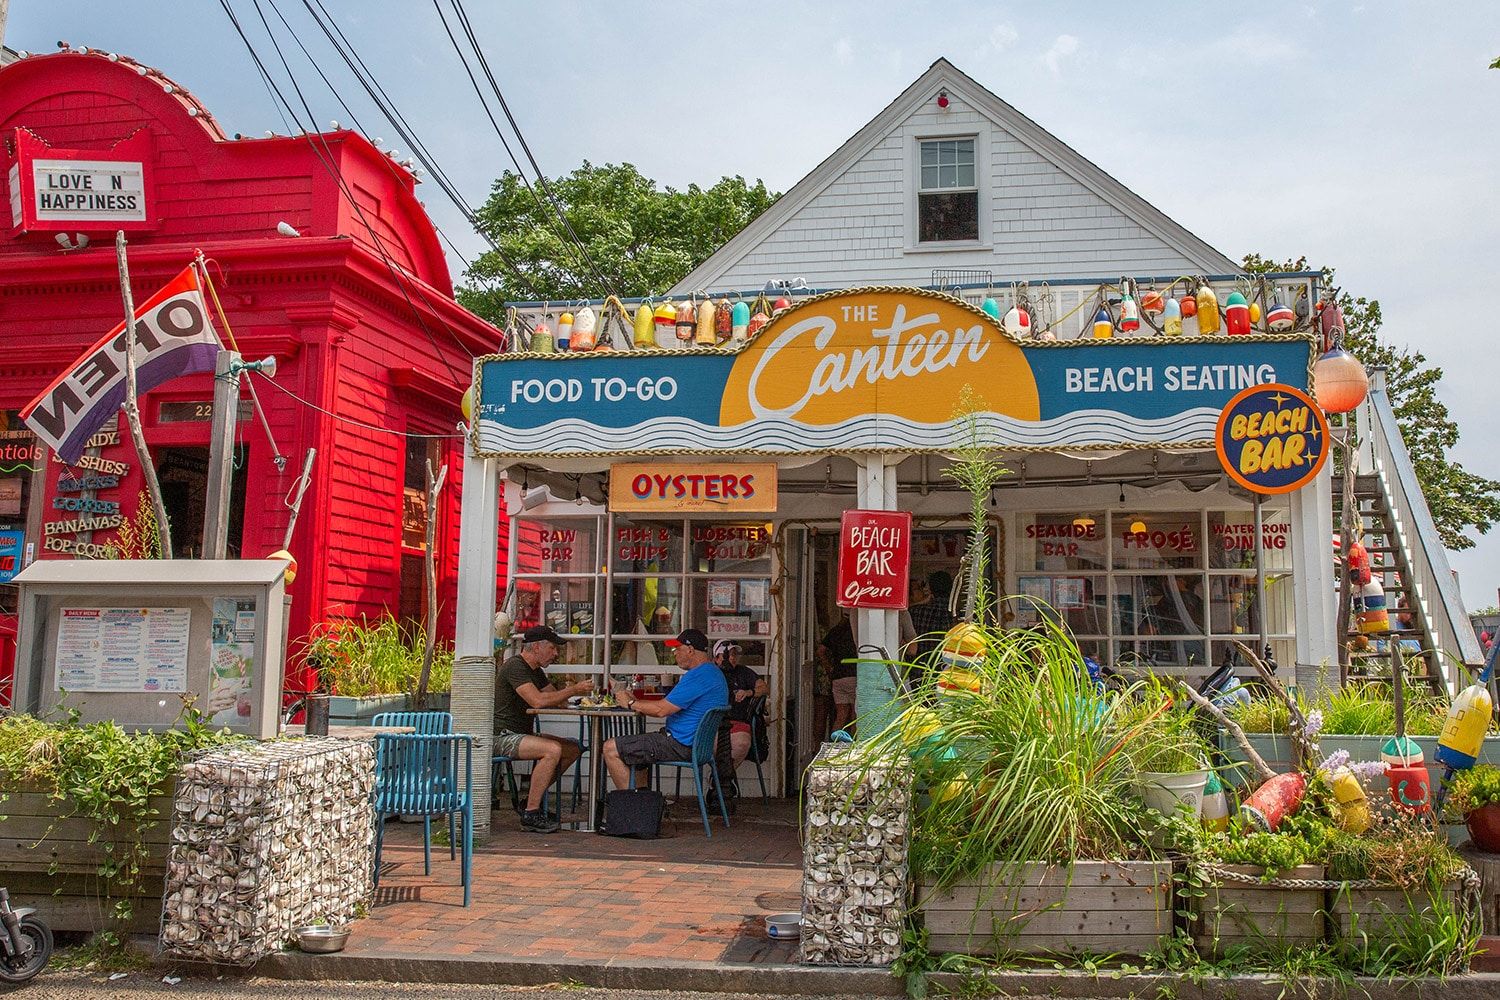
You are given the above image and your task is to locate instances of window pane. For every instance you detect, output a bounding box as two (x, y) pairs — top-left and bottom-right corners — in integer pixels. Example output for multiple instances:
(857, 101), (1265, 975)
(939, 143), (956, 166)
(921, 143), (938, 166)
(1112, 512), (1204, 570)
(1019, 513), (1107, 571)
(1026, 576), (1109, 636)
(939, 163), (956, 187)
(610, 518), (684, 573)
(610, 576), (684, 636)
(956, 163), (975, 188)
(1113, 574), (1207, 635)
(921, 164), (939, 190)
(689, 522), (772, 573)
(1207, 509), (1293, 571)
(515, 516), (599, 574)
(918, 190), (980, 242)
(514, 577), (599, 667)
(1208, 572), (1295, 636)
(688, 577), (773, 640)
(956, 140), (974, 165)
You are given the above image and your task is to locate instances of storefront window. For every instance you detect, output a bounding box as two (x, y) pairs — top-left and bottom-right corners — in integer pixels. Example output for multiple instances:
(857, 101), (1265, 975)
(610, 575), (685, 637)
(1020, 513), (1107, 571)
(610, 518), (683, 573)
(1208, 572), (1295, 637)
(1112, 512), (1203, 570)
(516, 516), (600, 575)
(689, 522), (772, 573)
(689, 576), (773, 640)
(1207, 509), (1294, 571)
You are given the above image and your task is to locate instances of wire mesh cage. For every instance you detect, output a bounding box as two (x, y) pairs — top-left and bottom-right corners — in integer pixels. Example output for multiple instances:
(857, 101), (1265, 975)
(800, 743), (912, 966)
(929, 268), (992, 297)
(160, 737), (376, 965)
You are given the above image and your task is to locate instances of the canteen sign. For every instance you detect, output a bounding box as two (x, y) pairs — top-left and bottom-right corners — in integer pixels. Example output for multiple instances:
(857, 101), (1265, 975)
(473, 288), (1316, 459)
(1214, 383), (1329, 494)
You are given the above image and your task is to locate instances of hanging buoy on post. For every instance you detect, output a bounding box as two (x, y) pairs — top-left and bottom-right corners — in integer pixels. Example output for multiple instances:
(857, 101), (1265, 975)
(1356, 578), (1389, 635)
(531, 320), (554, 354)
(1091, 307), (1113, 339)
(654, 301), (677, 348)
(1162, 296), (1183, 336)
(1002, 302), (1031, 338)
(1118, 284), (1140, 334)
(1224, 292), (1251, 335)
(675, 301), (696, 344)
(634, 303), (656, 349)
(1266, 297), (1296, 331)
(731, 300), (750, 342)
(556, 311), (574, 352)
(695, 298), (717, 346)
(716, 299), (733, 343)
(1195, 283), (1222, 335)
(1141, 286), (1165, 317)
(981, 296), (1002, 321)
(747, 309), (771, 338)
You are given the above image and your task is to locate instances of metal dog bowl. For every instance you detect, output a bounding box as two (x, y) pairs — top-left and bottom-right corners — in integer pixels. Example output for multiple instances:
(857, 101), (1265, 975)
(294, 925), (350, 953)
(765, 912), (801, 939)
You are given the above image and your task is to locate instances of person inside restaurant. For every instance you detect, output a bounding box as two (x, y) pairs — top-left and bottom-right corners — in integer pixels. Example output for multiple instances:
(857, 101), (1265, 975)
(603, 628), (729, 790)
(493, 625), (594, 834)
(715, 640), (769, 780)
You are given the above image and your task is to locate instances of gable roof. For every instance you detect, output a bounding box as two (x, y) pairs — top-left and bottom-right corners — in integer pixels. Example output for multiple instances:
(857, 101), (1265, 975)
(671, 58), (1239, 293)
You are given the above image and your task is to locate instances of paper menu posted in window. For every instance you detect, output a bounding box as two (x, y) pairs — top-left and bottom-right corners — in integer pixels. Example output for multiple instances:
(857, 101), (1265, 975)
(55, 606), (190, 693)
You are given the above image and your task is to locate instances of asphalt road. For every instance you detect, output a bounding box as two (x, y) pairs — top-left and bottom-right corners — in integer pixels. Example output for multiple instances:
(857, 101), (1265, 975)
(16, 973), (871, 1000)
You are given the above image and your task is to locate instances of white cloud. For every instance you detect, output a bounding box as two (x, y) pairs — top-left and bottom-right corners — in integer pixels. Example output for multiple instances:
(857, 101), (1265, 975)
(989, 23), (1019, 52)
(835, 37), (853, 66)
(1042, 34), (1079, 76)
(1203, 25), (1302, 65)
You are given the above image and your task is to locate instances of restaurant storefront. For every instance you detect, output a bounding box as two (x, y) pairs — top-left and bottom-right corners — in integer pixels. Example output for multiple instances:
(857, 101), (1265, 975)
(452, 288), (1335, 832)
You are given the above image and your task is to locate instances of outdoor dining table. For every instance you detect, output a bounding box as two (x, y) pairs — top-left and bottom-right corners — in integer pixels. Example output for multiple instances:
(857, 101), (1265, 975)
(527, 705), (643, 832)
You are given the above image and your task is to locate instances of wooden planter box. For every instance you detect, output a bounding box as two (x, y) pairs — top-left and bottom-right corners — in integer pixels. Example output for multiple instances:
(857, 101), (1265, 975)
(918, 860), (1172, 957)
(1192, 865), (1325, 956)
(0, 784), (172, 934)
(1328, 881), (1462, 945)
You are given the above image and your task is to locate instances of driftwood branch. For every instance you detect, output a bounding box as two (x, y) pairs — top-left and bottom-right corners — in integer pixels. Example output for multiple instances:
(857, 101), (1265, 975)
(1232, 639), (1320, 770)
(1179, 681), (1276, 784)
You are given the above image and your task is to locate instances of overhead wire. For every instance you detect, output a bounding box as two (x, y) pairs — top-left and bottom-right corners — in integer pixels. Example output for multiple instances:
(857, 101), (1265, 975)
(251, 372), (464, 439)
(222, 0), (475, 385)
(429, 0), (617, 300)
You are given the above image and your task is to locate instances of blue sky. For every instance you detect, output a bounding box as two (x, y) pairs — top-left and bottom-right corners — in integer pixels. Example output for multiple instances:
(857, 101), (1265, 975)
(11, 1), (1500, 609)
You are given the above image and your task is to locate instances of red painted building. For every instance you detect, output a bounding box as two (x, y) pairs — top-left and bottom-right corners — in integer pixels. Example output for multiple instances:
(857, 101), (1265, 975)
(0, 49), (502, 699)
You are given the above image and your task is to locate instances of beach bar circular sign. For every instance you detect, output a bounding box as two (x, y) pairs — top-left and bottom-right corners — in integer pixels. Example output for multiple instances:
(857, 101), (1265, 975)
(1215, 383), (1329, 494)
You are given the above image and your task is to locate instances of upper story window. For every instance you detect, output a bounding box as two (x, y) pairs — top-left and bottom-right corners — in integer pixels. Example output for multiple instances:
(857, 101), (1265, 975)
(918, 138), (978, 242)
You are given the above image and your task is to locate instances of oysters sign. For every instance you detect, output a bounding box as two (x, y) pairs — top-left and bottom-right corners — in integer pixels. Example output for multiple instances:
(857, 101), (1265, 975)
(472, 289), (1316, 458)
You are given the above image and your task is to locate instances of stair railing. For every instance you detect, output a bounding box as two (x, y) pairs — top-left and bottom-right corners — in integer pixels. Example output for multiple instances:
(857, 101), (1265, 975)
(1355, 367), (1482, 694)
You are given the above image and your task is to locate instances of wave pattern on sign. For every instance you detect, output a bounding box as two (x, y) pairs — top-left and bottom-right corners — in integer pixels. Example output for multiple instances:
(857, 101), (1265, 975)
(476, 409), (1223, 455)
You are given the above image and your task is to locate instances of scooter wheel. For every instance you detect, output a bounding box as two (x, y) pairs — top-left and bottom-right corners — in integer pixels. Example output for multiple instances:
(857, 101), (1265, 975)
(0, 916), (53, 983)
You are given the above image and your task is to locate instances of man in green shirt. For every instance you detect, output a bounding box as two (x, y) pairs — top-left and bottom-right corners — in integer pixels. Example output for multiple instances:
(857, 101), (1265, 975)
(494, 625), (593, 833)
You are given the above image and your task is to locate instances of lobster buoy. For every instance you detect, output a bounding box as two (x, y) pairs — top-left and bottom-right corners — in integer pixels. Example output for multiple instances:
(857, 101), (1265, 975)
(1162, 296), (1183, 336)
(1179, 293), (1197, 318)
(1003, 304), (1031, 338)
(269, 548), (298, 586)
(935, 622), (988, 696)
(1201, 772), (1230, 832)
(1091, 307), (1113, 339)
(1241, 772), (1306, 832)
(1118, 289), (1140, 333)
(653, 302), (677, 348)
(531, 321), (554, 354)
(1356, 578), (1389, 634)
(1388, 761), (1432, 815)
(1224, 292), (1251, 335)
(634, 303), (656, 348)
(981, 297), (1002, 321)
(1435, 656), (1495, 771)
(571, 306), (598, 352)
(1381, 736), (1424, 767)
(695, 299), (717, 346)
(1320, 299), (1346, 353)
(675, 301), (696, 343)
(1196, 284), (1222, 335)
(1248, 301), (1262, 325)
(747, 310), (771, 337)
(731, 301), (750, 342)
(773, 296), (792, 313)
(1329, 767), (1372, 834)
(1347, 540), (1372, 586)
(556, 311), (574, 351)
(716, 299), (733, 342)
(1266, 298), (1296, 331)
(1141, 288), (1165, 316)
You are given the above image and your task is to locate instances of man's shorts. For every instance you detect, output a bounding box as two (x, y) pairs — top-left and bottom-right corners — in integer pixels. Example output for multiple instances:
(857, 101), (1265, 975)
(614, 729), (691, 768)
(494, 729), (527, 758)
(832, 676), (858, 706)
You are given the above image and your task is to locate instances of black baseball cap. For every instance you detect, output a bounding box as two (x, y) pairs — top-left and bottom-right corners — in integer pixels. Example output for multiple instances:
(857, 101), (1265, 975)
(522, 625), (565, 646)
(666, 628), (710, 652)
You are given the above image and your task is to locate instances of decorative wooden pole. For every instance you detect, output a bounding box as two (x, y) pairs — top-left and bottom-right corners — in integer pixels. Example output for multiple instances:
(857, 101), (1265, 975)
(415, 459), (448, 709)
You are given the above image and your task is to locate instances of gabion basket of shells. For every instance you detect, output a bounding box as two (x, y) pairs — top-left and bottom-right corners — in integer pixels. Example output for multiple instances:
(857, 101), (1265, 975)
(159, 737), (376, 965)
(800, 744), (911, 966)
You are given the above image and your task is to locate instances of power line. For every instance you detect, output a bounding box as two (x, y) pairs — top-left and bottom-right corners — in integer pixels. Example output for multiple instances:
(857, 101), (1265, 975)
(429, 0), (615, 300)
(252, 372), (464, 439)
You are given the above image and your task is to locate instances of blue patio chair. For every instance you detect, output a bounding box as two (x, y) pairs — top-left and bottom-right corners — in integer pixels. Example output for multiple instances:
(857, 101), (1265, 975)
(373, 711), (456, 852)
(373, 733), (473, 907)
(654, 707), (731, 837)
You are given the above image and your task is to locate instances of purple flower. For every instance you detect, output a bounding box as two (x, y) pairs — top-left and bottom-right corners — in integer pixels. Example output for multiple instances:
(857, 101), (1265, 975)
(1300, 709), (1324, 740)
(1350, 760), (1387, 781)
(1319, 749), (1351, 774)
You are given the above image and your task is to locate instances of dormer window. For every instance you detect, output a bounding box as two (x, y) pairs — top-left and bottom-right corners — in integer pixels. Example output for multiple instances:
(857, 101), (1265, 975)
(917, 137), (977, 242)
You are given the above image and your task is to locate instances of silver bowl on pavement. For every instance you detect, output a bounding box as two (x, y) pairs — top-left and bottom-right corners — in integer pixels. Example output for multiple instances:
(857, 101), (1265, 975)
(294, 925), (350, 953)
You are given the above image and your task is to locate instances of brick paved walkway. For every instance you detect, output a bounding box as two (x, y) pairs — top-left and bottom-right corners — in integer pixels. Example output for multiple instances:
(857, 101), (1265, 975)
(354, 799), (803, 967)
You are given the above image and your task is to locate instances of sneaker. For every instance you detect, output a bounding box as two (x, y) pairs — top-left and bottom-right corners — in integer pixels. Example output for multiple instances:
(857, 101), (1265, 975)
(520, 809), (560, 834)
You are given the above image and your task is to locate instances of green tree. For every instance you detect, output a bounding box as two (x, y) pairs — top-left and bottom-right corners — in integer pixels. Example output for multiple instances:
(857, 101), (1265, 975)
(459, 162), (777, 321)
(1244, 253), (1500, 550)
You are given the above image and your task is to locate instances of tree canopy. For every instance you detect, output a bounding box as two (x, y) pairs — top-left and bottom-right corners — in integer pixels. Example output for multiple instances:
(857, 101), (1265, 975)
(1244, 253), (1500, 551)
(458, 161), (777, 323)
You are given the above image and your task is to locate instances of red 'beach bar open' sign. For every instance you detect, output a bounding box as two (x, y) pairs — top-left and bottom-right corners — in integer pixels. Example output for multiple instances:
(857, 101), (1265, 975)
(837, 510), (913, 610)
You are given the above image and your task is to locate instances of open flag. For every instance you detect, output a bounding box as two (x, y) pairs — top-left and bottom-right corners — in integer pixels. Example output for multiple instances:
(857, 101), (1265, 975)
(21, 265), (219, 464)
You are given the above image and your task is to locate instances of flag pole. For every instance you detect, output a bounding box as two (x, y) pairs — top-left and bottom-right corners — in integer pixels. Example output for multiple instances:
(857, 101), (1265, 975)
(116, 231), (174, 559)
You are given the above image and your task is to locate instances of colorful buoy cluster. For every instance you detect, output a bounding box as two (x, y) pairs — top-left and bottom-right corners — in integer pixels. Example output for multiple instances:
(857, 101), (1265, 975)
(526, 296), (796, 354)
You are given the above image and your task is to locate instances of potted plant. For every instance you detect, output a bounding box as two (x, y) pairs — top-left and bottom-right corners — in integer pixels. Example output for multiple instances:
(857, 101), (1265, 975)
(302, 615), (455, 724)
(1120, 678), (1212, 819)
(1448, 764), (1500, 852)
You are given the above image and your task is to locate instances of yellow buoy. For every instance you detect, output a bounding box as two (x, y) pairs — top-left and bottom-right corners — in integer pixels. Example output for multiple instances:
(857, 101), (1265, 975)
(268, 548), (298, 586)
(459, 385), (473, 422)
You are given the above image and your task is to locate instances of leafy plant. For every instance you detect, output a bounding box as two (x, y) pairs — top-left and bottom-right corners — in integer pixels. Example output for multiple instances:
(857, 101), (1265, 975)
(1230, 685), (1452, 737)
(1117, 677), (1210, 775)
(106, 491), (164, 560)
(1447, 764), (1500, 816)
(1205, 812), (1339, 877)
(302, 614), (453, 697)
(1326, 820), (1468, 892)
(942, 385), (1007, 624)
(0, 701), (241, 928)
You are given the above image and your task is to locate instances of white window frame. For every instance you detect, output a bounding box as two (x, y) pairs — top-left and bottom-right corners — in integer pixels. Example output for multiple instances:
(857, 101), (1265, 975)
(905, 127), (989, 252)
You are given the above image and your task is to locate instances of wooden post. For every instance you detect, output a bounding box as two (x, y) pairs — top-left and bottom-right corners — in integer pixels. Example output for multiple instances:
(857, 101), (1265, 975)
(1335, 431), (1358, 683)
(201, 349), (241, 559)
(281, 448), (317, 549)
(415, 459), (448, 709)
(115, 232), (173, 559)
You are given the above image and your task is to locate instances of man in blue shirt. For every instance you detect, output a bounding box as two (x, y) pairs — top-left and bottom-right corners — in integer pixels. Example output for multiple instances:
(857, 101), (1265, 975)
(603, 628), (728, 790)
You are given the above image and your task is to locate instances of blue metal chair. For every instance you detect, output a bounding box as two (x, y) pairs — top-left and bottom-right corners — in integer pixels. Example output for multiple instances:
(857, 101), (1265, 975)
(373, 712), (456, 852)
(373, 733), (473, 907)
(654, 708), (731, 837)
